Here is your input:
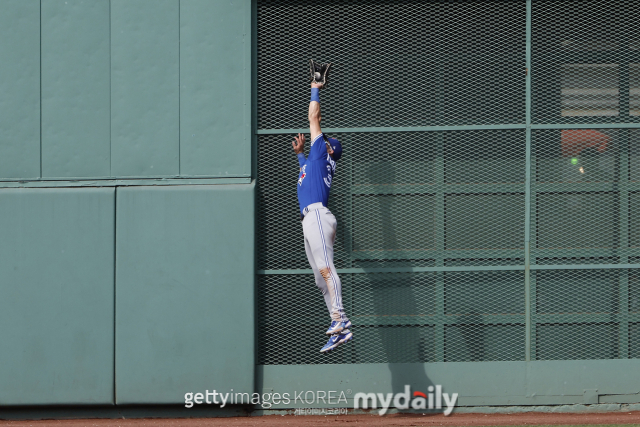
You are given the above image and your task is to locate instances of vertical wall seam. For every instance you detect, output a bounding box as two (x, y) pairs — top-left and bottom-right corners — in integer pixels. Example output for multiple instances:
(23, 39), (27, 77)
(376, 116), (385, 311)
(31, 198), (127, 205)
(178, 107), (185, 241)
(113, 186), (117, 404)
(178, 0), (181, 176)
(245, 0), (248, 177)
(109, 0), (112, 177)
(39, 0), (42, 178)
(110, 2), (116, 403)
(251, 0), (258, 181)
(252, 0), (261, 388)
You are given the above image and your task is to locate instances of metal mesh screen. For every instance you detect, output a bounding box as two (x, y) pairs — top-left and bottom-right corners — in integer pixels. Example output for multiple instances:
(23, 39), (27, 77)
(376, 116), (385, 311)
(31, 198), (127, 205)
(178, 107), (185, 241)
(258, 129), (527, 364)
(257, 0), (526, 129)
(258, 271), (525, 364)
(531, 0), (640, 123)
(257, 0), (640, 365)
(529, 125), (639, 359)
(533, 269), (621, 360)
(258, 130), (526, 271)
(532, 128), (640, 264)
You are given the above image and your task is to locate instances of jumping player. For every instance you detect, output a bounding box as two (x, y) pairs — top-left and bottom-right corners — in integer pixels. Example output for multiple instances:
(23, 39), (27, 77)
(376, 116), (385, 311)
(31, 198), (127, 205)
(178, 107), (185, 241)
(292, 61), (352, 353)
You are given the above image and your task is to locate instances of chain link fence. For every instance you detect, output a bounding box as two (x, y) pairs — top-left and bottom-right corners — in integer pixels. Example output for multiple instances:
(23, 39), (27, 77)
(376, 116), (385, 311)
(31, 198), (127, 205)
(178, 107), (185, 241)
(257, 0), (640, 364)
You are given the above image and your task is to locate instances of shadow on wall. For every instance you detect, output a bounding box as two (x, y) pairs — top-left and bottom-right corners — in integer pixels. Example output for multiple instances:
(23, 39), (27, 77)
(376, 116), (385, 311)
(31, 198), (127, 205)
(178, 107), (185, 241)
(363, 161), (435, 403)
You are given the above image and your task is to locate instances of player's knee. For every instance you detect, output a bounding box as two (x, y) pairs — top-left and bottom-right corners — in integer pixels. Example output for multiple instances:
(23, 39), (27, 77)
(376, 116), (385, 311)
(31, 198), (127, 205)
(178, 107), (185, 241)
(319, 267), (331, 283)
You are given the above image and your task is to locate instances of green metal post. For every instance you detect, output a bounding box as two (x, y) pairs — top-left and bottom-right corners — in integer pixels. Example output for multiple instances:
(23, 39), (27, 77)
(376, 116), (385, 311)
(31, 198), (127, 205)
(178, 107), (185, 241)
(619, 130), (630, 358)
(524, 0), (533, 362)
(618, 26), (631, 358)
(434, 59), (446, 362)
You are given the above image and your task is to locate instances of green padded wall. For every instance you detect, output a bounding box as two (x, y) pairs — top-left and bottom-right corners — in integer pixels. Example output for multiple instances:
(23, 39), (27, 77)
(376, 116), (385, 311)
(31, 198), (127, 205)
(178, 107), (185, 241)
(179, 0), (252, 177)
(115, 184), (255, 404)
(0, 0), (251, 181)
(111, 0), (180, 177)
(0, 0), (40, 179)
(0, 188), (115, 405)
(0, 0), (254, 408)
(41, 0), (111, 178)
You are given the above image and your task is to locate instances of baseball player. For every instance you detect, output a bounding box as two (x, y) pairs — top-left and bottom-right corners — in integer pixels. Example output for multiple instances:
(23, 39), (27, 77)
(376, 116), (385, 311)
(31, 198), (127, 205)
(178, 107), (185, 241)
(291, 60), (352, 353)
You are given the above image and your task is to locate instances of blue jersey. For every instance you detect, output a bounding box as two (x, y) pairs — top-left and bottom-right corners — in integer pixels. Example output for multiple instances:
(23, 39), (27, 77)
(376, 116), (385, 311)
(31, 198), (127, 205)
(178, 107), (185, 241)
(297, 133), (337, 215)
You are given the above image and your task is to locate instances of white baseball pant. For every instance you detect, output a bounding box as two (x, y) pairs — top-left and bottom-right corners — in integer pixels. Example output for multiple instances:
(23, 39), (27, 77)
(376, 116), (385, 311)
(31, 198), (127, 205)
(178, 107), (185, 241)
(302, 203), (349, 322)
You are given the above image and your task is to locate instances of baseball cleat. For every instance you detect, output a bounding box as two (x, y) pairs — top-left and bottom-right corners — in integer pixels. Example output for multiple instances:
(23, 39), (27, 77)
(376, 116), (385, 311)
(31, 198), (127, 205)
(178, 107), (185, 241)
(320, 329), (353, 353)
(326, 320), (352, 335)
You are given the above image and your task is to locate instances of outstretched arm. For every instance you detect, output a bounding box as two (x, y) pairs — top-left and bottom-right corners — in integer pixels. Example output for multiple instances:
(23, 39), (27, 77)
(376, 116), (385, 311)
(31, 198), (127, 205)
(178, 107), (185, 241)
(308, 82), (328, 160)
(309, 83), (323, 141)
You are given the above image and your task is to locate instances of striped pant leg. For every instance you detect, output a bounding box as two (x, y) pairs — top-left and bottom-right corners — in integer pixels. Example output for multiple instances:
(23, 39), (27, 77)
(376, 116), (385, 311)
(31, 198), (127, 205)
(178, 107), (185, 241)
(302, 208), (348, 322)
(304, 234), (333, 316)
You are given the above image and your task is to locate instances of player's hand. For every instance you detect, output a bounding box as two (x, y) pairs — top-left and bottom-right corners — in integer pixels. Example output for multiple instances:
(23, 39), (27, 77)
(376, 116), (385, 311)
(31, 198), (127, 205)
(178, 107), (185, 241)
(292, 133), (305, 154)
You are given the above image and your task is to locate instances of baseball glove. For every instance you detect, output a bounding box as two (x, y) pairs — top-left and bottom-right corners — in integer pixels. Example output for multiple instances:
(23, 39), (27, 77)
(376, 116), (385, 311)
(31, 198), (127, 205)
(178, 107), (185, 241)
(309, 59), (332, 88)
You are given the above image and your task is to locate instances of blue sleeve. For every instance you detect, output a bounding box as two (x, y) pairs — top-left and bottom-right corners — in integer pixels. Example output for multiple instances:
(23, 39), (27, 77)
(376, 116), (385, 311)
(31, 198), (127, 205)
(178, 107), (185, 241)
(297, 153), (306, 167)
(308, 133), (326, 161)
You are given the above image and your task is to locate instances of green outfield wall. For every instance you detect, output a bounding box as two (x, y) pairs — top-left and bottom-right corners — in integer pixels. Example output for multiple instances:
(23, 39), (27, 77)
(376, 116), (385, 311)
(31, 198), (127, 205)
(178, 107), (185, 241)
(0, 0), (254, 407)
(2, 0), (640, 416)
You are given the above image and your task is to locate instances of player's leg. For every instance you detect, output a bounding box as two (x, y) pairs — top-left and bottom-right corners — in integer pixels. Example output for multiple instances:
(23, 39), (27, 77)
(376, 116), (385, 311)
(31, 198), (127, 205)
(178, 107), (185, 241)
(313, 212), (353, 354)
(304, 234), (333, 315)
(321, 213), (352, 337)
(302, 209), (350, 325)
(318, 211), (348, 326)
(304, 215), (353, 353)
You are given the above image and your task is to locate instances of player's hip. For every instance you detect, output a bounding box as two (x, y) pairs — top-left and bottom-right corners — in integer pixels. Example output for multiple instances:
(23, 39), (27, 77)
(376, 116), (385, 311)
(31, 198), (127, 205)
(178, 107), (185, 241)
(301, 202), (326, 217)
(301, 203), (337, 228)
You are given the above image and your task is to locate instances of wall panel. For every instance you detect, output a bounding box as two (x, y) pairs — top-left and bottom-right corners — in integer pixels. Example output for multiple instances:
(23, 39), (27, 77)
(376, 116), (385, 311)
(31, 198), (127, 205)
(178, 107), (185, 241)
(0, 188), (115, 405)
(111, 0), (179, 177)
(0, 0), (40, 179)
(115, 184), (255, 403)
(180, 0), (251, 177)
(41, 0), (110, 178)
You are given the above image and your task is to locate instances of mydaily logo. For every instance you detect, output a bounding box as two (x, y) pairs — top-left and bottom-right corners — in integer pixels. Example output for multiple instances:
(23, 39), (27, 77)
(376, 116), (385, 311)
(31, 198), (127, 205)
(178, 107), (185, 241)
(353, 385), (458, 416)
